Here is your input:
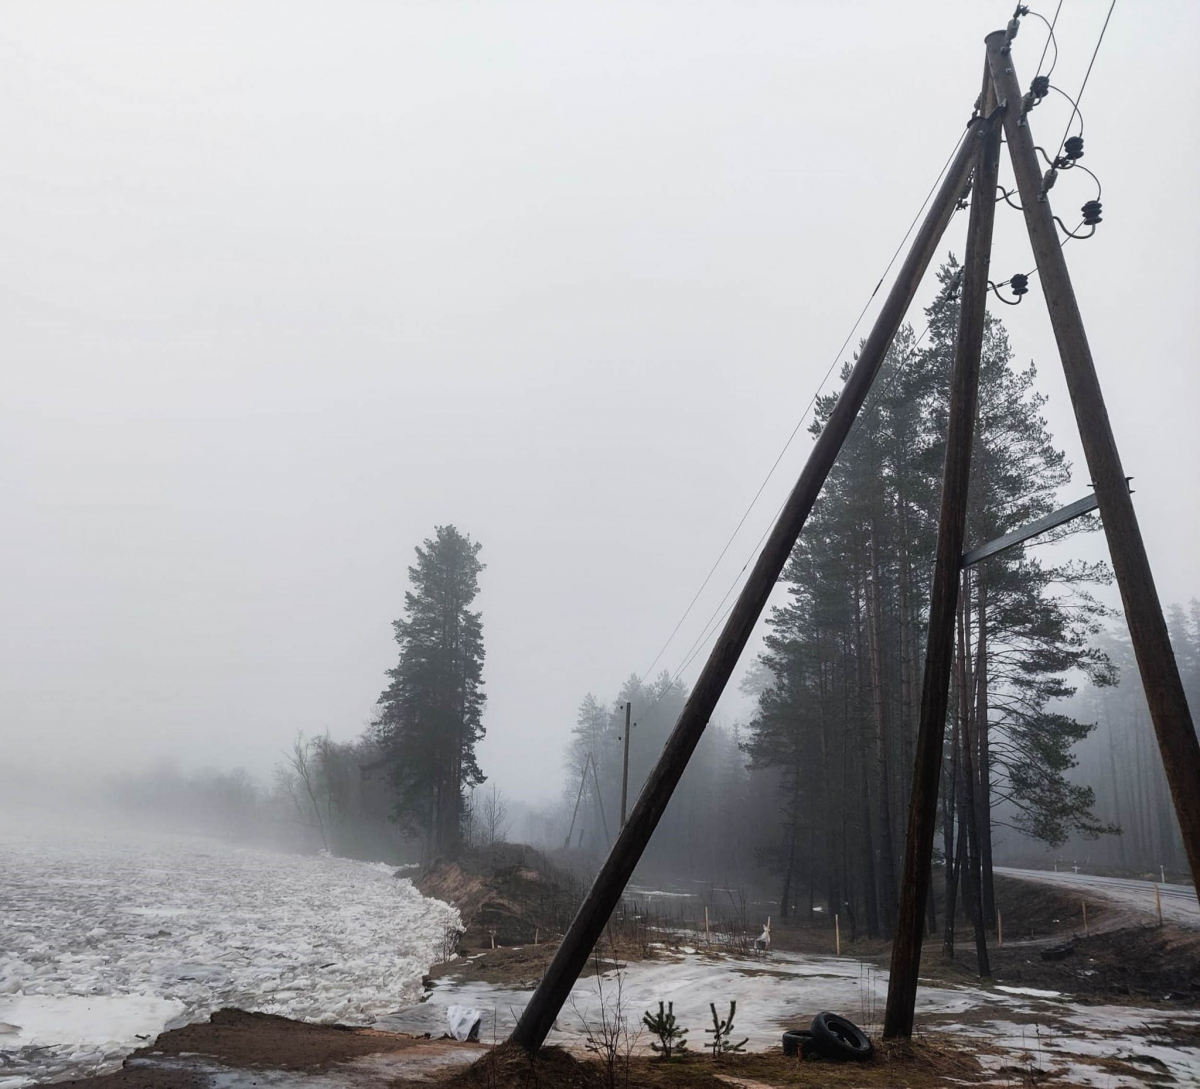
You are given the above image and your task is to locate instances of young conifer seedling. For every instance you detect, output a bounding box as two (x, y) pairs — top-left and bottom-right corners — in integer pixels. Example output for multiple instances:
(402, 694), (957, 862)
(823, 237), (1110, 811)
(705, 1001), (748, 1059)
(642, 1000), (688, 1060)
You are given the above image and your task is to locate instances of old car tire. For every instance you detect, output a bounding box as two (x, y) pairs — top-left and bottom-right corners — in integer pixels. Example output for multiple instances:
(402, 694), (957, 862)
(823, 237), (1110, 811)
(810, 1011), (873, 1062)
(782, 1029), (814, 1057)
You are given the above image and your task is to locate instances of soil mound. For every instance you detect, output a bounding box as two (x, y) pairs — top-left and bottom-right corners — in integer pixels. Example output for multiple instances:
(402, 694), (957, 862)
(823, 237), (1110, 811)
(413, 844), (583, 951)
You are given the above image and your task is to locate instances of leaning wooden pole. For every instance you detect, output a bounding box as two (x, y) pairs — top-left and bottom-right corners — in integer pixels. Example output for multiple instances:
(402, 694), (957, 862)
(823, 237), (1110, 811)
(510, 111), (993, 1053)
(987, 32), (1200, 889)
(883, 74), (1003, 1041)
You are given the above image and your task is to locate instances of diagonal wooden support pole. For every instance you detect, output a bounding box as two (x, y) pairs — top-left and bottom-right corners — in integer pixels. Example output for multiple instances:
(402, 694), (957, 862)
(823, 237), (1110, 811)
(509, 110), (995, 1053)
(883, 66), (1003, 1041)
(987, 32), (1200, 890)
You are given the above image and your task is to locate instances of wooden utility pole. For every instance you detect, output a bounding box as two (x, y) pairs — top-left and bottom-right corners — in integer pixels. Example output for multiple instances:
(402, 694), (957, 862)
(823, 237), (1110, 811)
(509, 112), (992, 1054)
(884, 72), (1003, 1040)
(986, 32), (1200, 891)
(619, 702), (633, 827)
(563, 754), (591, 850)
(589, 754), (611, 846)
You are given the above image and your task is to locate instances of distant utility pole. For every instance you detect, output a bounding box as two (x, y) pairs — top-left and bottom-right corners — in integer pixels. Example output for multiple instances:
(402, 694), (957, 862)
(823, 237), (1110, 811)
(619, 702), (633, 827)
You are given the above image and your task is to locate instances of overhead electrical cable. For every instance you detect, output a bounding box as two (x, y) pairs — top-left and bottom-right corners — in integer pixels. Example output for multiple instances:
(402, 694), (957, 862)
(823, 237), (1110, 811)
(1032, 1), (1063, 79)
(634, 120), (974, 690)
(636, 4), (1122, 722)
(1052, 0), (1117, 160)
(666, 312), (944, 693)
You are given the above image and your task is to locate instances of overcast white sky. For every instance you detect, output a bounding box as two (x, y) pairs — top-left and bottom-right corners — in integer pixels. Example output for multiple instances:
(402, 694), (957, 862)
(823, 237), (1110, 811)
(2, 2), (1197, 804)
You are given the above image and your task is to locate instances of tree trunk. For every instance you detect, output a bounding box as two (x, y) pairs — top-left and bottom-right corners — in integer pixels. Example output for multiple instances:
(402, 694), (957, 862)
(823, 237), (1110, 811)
(974, 572), (996, 928)
(854, 576), (881, 939)
(780, 767), (801, 918)
(868, 531), (899, 936)
(943, 814), (966, 958)
(957, 577), (991, 977)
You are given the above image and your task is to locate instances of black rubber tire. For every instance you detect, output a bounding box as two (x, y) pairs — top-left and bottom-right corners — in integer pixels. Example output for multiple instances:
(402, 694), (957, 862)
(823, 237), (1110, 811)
(810, 1011), (873, 1062)
(781, 1029), (814, 1058)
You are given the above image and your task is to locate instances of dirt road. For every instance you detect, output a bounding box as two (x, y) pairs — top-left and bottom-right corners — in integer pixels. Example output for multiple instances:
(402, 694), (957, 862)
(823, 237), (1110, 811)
(995, 866), (1199, 928)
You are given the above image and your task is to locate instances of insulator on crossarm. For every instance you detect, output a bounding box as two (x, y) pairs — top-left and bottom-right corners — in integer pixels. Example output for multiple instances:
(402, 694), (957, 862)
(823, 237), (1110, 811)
(1064, 136), (1084, 161)
(1010, 273), (1029, 297)
(1081, 200), (1102, 226)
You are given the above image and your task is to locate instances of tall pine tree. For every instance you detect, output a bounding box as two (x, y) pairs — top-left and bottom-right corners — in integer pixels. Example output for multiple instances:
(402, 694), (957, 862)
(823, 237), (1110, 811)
(744, 259), (1115, 945)
(374, 525), (486, 859)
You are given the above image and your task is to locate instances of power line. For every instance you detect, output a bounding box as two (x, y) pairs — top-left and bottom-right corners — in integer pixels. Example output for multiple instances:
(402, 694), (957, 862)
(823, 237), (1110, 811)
(636, 5), (1121, 717)
(635, 121), (974, 688)
(665, 312), (945, 694)
(1054, 0), (1117, 159)
(1032, 1), (1063, 79)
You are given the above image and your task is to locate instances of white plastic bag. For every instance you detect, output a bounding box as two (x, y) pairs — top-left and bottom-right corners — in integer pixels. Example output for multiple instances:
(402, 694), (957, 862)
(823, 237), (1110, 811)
(446, 1004), (482, 1042)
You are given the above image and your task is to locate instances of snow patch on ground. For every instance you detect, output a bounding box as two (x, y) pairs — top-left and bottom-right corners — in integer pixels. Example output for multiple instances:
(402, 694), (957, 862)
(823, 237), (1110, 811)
(0, 994), (187, 1049)
(993, 985), (1063, 999)
(380, 947), (1200, 1086)
(0, 827), (459, 1087)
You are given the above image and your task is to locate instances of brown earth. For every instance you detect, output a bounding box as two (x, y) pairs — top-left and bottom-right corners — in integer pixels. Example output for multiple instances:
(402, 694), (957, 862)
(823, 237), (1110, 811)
(56, 1009), (475, 1088)
(389, 1038), (996, 1088)
(924, 921), (1200, 1005)
(142, 1007), (430, 1067)
(413, 845), (584, 953)
(762, 874), (1115, 960)
(53, 1015), (1153, 1089)
(878, 876), (1200, 1006)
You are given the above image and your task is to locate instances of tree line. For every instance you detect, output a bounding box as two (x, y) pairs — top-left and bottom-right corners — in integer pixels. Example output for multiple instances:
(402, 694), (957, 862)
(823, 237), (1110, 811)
(103, 259), (1193, 928)
(1048, 604), (1199, 880)
(739, 261), (1120, 956)
(107, 524), (493, 864)
(552, 259), (1178, 955)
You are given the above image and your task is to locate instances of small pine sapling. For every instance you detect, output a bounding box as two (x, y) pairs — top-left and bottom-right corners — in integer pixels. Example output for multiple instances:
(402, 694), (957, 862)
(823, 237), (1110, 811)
(642, 1000), (688, 1059)
(705, 1001), (748, 1059)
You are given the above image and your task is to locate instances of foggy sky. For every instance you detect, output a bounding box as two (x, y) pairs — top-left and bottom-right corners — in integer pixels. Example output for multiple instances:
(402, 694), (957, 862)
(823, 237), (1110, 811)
(3, 2), (1197, 804)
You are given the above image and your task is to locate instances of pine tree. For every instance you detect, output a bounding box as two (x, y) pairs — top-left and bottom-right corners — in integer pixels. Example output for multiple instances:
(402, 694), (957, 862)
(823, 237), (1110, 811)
(923, 261), (1115, 931)
(374, 525), (486, 859)
(745, 258), (1116, 944)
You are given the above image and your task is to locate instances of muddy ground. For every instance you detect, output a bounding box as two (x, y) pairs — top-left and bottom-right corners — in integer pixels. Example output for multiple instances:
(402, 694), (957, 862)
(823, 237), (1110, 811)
(55, 1009), (482, 1088)
(427, 871), (1200, 1010)
(60, 1011), (1000, 1089)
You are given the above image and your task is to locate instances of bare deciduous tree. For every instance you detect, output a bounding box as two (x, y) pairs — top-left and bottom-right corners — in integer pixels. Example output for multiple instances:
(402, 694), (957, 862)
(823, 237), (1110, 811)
(280, 731), (330, 851)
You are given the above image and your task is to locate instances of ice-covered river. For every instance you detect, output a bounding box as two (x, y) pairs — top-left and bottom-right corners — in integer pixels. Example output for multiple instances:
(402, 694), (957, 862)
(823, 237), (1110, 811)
(0, 825), (459, 1087)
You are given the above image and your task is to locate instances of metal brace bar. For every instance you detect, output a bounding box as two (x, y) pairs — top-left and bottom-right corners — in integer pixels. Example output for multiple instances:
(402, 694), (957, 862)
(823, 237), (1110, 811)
(961, 492), (1099, 568)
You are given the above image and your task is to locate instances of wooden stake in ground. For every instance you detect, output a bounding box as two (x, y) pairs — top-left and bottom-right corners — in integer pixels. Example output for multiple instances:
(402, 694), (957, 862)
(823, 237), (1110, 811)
(1155, 885), (1163, 927)
(997, 910), (1003, 947)
(884, 72), (1003, 1041)
(986, 30), (1200, 894)
(508, 111), (990, 1055)
(1082, 901), (1088, 937)
(835, 913), (841, 956)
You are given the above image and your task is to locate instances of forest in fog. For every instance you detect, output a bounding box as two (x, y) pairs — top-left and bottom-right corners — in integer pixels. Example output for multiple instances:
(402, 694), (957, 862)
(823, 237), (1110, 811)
(101, 261), (1196, 930)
